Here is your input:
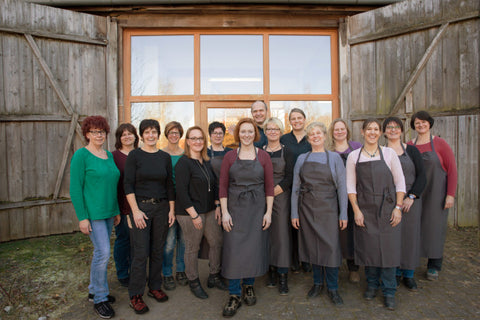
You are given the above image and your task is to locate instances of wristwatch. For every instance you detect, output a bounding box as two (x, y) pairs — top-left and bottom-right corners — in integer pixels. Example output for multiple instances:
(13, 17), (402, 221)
(408, 194), (416, 200)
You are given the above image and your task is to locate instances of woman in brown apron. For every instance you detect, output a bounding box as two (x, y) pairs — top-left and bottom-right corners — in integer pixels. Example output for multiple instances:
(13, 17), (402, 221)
(346, 118), (405, 311)
(218, 118), (274, 318)
(383, 117), (426, 291)
(263, 118), (294, 295)
(291, 122), (348, 306)
(328, 118), (363, 283)
(408, 111), (457, 281)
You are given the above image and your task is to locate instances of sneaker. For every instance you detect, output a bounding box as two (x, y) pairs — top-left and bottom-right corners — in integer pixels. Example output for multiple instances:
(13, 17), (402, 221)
(242, 285), (257, 306)
(88, 294), (116, 303)
(403, 277), (418, 291)
(426, 269), (439, 281)
(327, 289), (344, 306)
(164, 275), (176, 290)
(176, 272), (188, 286)
(222, 295), (242, 318)
(148, 289), (169, 302)
(93, 301), (114, 319)
(363, 287), (377, 300)
(130, 294), (149, 314)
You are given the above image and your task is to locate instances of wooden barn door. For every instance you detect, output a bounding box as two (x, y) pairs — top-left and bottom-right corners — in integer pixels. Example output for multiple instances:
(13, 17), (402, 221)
(340, 0), (479, 228)
(0, 0), (118, 241)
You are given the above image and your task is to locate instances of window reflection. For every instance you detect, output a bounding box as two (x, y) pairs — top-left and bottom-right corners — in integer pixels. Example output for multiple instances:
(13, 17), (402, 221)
(201, 35), (263, 94)
(131, 36), (194, 95)
(270, 101), (332, 132)
(270, 36), (331, 94)
(131, 102), (195, 149)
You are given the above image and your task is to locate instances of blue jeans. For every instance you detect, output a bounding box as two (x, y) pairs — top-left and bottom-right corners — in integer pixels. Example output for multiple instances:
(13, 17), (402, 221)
(88, 218), (114, 304)
(277, 267), (289, 274)
(365, 266), (396, 297)
(114, 214), (131, 280)
(228, 278), (255, 296)
(162, 221), (185, 276)
(396, 268), (414, 278)
(312, 265), (339, 290)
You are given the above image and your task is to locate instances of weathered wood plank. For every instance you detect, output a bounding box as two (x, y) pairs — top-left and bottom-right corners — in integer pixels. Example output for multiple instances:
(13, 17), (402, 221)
(350, 42), (376, 115)
(458, 19), (480, 110)
(410, 30), (427, 112)
(8, 208), (24, 240)
(425, 27), (445, 111)
(0, 199), (71, 211)
(0, 210), (10, 242)
(0, 31), (4, 112)
(0, 115), (73, 122)
(0, 123), (7, 202)
(442, 23), (460, 112)
(21, 122), (36, 199)
(2, 35), (21, 113)
(6, 123), (22, 202)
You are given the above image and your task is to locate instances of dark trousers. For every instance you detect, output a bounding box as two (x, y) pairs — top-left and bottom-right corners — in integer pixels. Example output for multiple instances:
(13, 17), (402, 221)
(128, 201), (169, 298)
(365, 266), (396, 297)
(312, 265), (339, 290)
(427, 257), (443, 271)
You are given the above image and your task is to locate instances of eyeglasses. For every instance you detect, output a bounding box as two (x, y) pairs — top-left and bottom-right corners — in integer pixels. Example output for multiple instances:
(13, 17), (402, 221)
(211, 132), (224, 136)
(168, 131), (180, 136)
(265, 128), (280, 132)
(188, 137), (204, 142)
(386, 126), (401, 130)
(89, 130), (106, 136)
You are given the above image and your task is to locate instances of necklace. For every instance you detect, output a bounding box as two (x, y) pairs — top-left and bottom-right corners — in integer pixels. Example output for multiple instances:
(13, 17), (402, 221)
(266, 143), (281, 153)
(195, 160), (211, 192)
(363, 147), (378, 158)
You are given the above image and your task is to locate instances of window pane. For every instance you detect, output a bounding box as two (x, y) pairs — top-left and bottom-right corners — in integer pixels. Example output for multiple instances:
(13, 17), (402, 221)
(131, 102), (194, 149)
(207, 108), (252, 148)
(201, 35), (263, 94)
(131, 36), (194, 95)
(270, 101), (332, 132)
(270, 36), (331, 94)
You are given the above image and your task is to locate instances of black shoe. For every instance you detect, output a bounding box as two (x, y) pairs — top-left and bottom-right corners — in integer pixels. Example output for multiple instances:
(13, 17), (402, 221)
(363, 287), (377, 300)
(223, 295), (241, 318)
(163, 275), (176, 290)
(207, 273), (228, 291)
(88, 294), (116, 304)
(94, 301), (115, 319)
(266, 266), (277, 288)
(242, 285), (257, 306)
(403, 277), (418, 291)
(278, 273), (289, 295)
(327, 290), (344, 306)
(301, 262), (312, 272)
(307, 284), (323, 298)
(189, 278), (208, 299)
(176, 272), (188, 286)
(384, 296), (396, 310)
(118, 277), (129, 287)
(396, 275), (402, 288)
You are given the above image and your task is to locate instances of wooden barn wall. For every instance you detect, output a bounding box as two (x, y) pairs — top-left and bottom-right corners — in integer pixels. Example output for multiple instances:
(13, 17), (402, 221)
(0, 0), (117, 242)
(340, 0), (479, 227)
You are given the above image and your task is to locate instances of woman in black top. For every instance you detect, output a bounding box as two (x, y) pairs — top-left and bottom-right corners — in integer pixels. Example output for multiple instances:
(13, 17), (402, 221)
(175, 126), (227, 299)
(124, 119), (175, 314)
(207, 121), (233, 182)
(383, 117), (426, 291)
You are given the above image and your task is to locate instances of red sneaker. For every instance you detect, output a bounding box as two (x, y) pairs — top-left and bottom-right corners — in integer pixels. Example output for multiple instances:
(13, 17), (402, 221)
(148, 289), (169, 302)
(130, 294), (149, 314)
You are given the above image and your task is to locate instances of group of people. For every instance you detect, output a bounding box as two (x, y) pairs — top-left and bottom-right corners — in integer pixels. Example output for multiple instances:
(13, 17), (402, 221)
(70, 102), (457, 319)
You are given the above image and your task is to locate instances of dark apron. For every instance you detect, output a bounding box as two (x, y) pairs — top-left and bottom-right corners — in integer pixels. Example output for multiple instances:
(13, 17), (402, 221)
(415, 135), (448, 258)
(354, 147), (401, 268)
(221, 148), (269, 279)
(396, 143), (422, 269)
(264, 146), (291, 269)
(338, 142), (356, 260)
(298, 152), (342, 267)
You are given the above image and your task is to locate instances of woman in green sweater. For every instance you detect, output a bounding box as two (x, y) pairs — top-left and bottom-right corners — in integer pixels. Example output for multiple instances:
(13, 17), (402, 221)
(70, 116), (121, 319)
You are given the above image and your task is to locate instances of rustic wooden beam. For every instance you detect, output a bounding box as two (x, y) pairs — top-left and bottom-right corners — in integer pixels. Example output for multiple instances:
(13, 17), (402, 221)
(0, 115), (72, 122)
(0, 26), (107, 46)
(53, 113), (79, 200)
(24, 34), (84, 140)
(0, 199), (71, 211)
(388, 23), (449, 116)
(348, 11), (478, 46)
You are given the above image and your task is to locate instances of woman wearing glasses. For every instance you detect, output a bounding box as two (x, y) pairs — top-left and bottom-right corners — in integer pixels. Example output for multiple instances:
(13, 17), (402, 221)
(207, 121), (233, 181)
(70, 116), (120, 319)
(175, 126), (226, 299)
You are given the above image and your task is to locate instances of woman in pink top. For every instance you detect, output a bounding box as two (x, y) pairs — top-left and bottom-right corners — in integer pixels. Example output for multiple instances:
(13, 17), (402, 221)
(407, 110), (457, 281)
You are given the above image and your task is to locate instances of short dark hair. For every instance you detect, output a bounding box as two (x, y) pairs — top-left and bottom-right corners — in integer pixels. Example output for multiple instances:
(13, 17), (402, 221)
(139, 119), (160, 137)
(208, 121), (226, 135)
(115, 123), (139, 150)
(382, 116), (404, 132)
(233, 118), (260, 143)
(81, 116), (110, 142)
(289, 108), (306, 120)
(362, 118), (382, 131)
(164, 121), (184, 138)
(410, 110), (434, 130)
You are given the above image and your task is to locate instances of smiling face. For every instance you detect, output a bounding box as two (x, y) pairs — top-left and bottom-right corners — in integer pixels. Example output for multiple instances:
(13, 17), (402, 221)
(142, 127), (159, 147)
(333, 121), (348, 143)
(166, 128), (181, 144)
(265, 123), (281, 143)
(362, 122), (381, 145)
(414, 118), (431, 135)
(239, 122), (256, 147)
(384, 121), (402, 141)
(120, 129), (136, 148)
(307, 126), (326, 149)
(187, 129), (205, 154)
(251, 102), (267, 126)
(86, 127), (106, 148)
(210, 127), (225, 146)
(289, 111), (306, 131)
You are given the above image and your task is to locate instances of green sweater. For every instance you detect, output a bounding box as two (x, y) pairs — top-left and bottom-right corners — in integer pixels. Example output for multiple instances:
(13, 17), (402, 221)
(70, 148), (120, 221)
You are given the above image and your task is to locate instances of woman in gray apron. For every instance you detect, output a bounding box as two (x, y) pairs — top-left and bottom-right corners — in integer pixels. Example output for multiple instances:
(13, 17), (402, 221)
(291, 122), (348, 306)
(328, 118), (363, 283)
(408, 111), (457, 281)
(346, 118), (405, 310)
(218, 118), (274, 318)
(263, 118), (294, 295)
(383, 117), (426, 291)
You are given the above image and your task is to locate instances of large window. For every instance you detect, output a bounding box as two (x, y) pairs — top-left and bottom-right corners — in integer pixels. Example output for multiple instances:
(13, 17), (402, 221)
(123, 30), (339, 138)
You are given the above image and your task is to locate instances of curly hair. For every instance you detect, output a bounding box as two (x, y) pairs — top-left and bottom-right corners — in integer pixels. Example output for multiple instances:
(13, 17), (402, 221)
(81, 116), (110, 142)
